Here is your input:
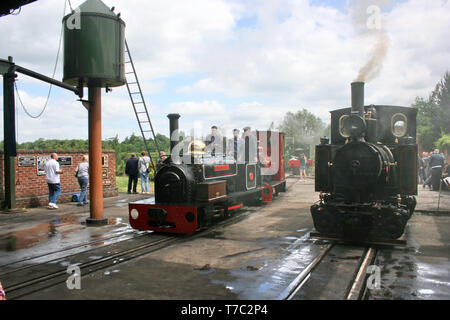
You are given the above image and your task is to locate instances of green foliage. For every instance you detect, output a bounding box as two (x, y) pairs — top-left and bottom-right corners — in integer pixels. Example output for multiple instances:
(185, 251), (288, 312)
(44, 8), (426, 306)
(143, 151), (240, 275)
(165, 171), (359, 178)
(413, 71), (450, 151)
(278, 108), (326, 157)
(18, 138), (89, 150)
(436, 134), (450, 152)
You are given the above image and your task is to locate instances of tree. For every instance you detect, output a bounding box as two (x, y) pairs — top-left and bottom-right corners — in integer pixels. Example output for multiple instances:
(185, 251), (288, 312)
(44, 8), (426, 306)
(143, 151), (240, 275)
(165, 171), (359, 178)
(278, 108), (326, 157)
(413, 72), (450, 151)
(436, 134), (450, 152)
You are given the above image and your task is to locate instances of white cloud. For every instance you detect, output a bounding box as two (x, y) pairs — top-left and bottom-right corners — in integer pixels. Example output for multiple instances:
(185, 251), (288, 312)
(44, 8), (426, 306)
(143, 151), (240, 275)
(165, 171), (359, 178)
(1, 0), (449, 143)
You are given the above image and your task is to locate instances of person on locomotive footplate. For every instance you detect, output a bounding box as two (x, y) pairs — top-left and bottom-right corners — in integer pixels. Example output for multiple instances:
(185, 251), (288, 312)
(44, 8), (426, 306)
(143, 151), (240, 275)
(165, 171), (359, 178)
(227, 128), (244, 162)
(156, 150), (167, 171)
(204, 125), (223, 156)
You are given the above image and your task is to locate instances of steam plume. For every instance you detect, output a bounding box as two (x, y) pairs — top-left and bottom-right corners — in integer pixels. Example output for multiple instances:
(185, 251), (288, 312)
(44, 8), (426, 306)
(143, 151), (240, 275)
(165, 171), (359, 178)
(351, 0), (390, 83)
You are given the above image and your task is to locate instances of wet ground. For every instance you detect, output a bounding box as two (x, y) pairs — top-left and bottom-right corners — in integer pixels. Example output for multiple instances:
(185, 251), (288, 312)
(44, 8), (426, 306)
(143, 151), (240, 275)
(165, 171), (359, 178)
(0, 178), (449, 300)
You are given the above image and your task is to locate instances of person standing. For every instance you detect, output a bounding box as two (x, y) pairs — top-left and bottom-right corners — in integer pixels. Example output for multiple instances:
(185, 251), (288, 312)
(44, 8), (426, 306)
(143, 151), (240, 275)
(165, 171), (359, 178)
(204, 125), (223, 156)
(76, 155), (89, 206)
(45, 153), (63, 209)
(156, 150), (167, 171)
(300, 153), (308, 180)
(125, 153), (139, 194)
(138, 151), (151, 194)
(428, 149), (446, 191)
(418, 154), (425, 184)
(227, 129), (244, 161)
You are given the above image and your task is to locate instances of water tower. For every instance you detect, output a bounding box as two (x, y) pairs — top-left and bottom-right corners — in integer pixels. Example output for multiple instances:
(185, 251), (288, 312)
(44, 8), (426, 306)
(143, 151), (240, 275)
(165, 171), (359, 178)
(63, 0), (126, 225)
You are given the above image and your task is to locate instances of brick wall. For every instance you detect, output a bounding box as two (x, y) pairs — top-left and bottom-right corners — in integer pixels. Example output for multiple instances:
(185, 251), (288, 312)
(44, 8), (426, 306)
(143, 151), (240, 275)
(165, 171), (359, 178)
(0, 150), (117, 208)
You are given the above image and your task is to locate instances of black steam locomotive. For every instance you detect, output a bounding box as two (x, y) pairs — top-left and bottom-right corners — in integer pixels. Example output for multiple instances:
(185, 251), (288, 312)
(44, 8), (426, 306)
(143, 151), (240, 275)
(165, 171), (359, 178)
(129, 114), (287, 234)
(311, 82), (417, 240)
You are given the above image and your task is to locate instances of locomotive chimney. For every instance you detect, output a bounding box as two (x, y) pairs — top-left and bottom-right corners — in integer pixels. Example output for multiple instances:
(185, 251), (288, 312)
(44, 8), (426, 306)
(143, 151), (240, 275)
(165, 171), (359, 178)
(167, 113), (180, 153)
(351, 82), (365, 117)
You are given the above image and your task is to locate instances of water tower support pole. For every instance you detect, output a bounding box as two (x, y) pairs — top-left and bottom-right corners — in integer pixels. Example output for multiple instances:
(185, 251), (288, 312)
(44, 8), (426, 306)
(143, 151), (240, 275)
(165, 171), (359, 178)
(3, 58), (17, 210)
(86, 86), (107, 226)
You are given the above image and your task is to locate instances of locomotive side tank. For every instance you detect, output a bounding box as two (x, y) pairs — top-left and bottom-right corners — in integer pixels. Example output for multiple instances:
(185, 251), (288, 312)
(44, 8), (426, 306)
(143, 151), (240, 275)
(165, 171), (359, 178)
(311, 82), (417, 240)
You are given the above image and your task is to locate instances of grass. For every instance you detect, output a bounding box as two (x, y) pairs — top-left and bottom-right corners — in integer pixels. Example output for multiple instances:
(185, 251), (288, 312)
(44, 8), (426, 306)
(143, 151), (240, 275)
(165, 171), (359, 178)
(116, 175), (154, 194)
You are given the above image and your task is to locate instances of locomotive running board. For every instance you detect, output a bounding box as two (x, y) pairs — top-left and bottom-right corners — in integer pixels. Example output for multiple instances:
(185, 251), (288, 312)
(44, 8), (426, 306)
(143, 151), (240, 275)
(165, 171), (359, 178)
(309, 232), (407, 247)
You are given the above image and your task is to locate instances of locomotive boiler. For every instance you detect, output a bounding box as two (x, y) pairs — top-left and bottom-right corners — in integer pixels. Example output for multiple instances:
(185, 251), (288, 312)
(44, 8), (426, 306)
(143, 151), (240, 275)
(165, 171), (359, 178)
(311, 82), (417, 240)
(129, 114), (287, 234)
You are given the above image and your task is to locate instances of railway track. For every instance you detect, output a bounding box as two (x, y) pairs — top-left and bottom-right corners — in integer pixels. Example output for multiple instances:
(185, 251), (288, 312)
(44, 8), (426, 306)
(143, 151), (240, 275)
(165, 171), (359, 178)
(3, 210), (266, 299)
(2, 178), (299, 299)
(279, 241), (379, 300)
(0, 229), (146, 273)
(3, 235), (178, 300)
(346, 246), (378, 300)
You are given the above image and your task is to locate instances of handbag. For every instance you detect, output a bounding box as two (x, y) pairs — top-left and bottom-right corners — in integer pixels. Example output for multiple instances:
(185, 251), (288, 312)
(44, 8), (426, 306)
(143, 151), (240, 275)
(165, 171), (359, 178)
(75, 169), (79, 178)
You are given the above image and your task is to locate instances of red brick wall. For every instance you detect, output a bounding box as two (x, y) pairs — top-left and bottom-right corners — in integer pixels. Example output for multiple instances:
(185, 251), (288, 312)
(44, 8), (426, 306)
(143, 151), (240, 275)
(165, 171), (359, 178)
(0, 150), (117, 208)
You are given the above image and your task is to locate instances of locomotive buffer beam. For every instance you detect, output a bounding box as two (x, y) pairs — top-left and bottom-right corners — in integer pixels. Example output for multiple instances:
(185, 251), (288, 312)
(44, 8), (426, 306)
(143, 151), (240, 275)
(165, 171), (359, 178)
(309, 232), (406, 247)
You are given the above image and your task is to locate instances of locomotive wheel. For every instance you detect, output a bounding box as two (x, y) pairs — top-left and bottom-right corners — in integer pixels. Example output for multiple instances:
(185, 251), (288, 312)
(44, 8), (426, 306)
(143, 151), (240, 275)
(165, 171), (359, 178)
(310, 204), (336, 234)
(248, 193), (263, 206)
(197, 205), (215, 228)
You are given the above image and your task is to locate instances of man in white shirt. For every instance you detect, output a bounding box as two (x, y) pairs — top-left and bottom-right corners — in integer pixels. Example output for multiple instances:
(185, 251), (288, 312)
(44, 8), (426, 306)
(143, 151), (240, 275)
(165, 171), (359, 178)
(138, 151), (151, 194)
(45, 153), (63, 209)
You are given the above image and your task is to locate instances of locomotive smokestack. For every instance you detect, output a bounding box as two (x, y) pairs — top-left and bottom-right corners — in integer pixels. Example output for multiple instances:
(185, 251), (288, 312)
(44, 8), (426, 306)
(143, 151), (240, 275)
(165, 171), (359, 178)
(167, 113), (180, 153)
(351, 82), (364, 116)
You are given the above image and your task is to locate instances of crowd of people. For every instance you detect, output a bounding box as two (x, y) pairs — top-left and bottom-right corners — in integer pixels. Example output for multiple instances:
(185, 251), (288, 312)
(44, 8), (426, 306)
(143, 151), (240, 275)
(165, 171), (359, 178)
(418, 149), (449, 191)
(204, 125), (257, 162)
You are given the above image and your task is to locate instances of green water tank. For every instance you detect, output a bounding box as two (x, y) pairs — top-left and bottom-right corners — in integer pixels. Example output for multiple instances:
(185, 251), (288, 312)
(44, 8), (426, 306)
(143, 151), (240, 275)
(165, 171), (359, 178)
(62, 0), (125, 88)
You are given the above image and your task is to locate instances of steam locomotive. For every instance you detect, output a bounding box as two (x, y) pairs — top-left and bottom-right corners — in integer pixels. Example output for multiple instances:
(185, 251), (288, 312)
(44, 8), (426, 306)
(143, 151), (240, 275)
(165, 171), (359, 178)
(129, 114), (287, 234)
(311, 82), (417, 240)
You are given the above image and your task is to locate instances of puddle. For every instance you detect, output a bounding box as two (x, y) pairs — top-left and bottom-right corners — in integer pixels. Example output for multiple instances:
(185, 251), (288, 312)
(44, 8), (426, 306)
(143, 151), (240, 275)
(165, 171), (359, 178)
(369, 224), (450, 300)
(211, 232), (328, 299)
(0, 213), (138, 268)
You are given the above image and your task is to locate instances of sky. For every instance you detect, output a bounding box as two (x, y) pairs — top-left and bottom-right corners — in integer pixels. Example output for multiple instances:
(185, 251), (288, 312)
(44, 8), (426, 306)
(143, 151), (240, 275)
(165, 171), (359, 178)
(0, 0), (449, 143)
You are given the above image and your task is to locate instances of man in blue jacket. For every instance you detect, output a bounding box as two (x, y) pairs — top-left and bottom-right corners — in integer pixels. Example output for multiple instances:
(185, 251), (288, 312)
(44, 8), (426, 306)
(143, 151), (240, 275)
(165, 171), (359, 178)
(125, 153), (139, 194)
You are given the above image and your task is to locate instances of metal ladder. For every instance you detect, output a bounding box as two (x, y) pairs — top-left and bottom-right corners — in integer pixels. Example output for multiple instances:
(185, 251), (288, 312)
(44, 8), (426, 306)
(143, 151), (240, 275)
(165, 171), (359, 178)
(124, 39), (160, 171)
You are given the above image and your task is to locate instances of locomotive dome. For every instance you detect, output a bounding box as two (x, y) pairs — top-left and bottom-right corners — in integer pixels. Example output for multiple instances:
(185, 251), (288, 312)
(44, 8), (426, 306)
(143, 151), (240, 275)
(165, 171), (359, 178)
(188, 140), (206, 155)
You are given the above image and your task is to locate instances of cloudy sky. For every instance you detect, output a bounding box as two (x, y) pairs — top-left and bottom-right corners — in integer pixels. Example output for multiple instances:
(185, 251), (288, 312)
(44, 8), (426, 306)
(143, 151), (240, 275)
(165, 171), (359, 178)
(0, 0), (449, 143)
